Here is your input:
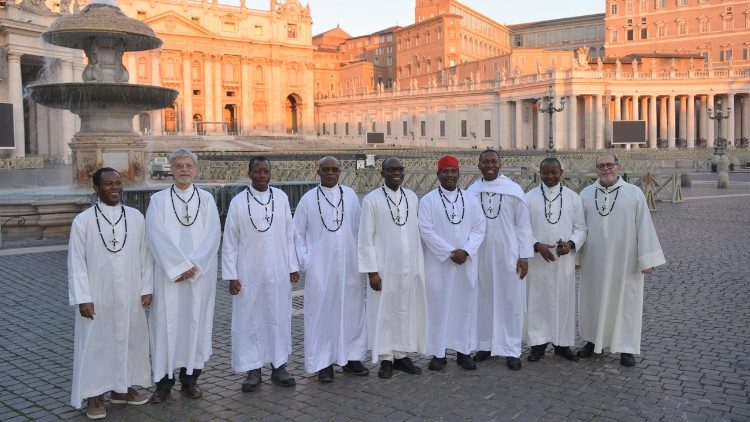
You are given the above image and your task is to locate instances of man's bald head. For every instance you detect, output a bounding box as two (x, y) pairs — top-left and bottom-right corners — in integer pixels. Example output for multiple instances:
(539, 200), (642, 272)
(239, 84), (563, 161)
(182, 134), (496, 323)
(318, 156), (340, 169)
(317, 156), (341, 188)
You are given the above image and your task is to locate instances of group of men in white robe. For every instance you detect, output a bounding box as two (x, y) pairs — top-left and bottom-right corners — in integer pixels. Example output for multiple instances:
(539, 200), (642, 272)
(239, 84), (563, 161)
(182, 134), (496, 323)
(68, 148), (665, 419)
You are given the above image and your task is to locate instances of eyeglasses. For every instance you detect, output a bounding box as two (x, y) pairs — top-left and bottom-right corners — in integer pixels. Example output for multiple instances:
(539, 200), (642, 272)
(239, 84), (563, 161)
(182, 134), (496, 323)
(173, 163), (195, 170)
(596, 163), (618, 170)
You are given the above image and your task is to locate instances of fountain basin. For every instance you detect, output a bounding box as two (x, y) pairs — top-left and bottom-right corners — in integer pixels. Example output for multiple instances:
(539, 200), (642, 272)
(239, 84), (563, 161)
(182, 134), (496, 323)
(27, 83), (178, 112)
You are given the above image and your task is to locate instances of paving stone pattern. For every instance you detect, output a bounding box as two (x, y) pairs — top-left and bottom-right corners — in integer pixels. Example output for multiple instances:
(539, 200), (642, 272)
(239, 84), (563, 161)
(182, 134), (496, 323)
(0, 186), (748, 421)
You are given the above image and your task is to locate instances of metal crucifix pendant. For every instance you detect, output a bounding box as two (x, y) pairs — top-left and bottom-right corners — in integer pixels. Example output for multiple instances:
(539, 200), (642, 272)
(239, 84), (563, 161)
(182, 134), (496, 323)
(601, 204), (606, 212)
(111, 238), (119, 248)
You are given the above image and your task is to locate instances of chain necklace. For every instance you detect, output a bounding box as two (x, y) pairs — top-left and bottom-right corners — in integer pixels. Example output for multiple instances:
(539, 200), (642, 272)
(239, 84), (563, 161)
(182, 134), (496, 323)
(438, 187), (465, 225)
(594, 185), (621, 217)
(480, 192), (502, 219)
(316, 185), (344, 232)
(170, 185), (201, 227)
(382, 186), (409, 226)
(540, 184), (563, 224)
(246, 187), (274, 232)
(94, 203), (127, 253)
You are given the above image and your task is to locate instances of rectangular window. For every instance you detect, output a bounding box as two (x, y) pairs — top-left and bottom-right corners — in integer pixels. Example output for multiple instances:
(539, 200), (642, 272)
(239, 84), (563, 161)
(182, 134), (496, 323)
(333, 123), (337, 135)
(460, 120), (467, 138)
(627, 29), (634, 40)
(514, 34), (522, 47)
(223, 22), (236, 32)
(484, 120), (491, 138)
(358, 122), (362, 135)
(192, 90), (201, 96)
(658, 24), (666, 37)
(420, 121), (426, 137)
(720, 49), (732, 62)
(403, 121), (408, 136)
(440, 120), (446, 137)
(626, 1), (633, 13)
(743, 47), (749, 61)
(657, 0), (666, 9)
(387, 121), (392, 136)
(345, 122), (350, 136)
(641, 27), (647, 39)
(254, 25), (263, 35)
(322, 123), (327, 135)
(700, 20), (709, 33)
(678, 21), (687, 35)
(611, 3), (618, 14)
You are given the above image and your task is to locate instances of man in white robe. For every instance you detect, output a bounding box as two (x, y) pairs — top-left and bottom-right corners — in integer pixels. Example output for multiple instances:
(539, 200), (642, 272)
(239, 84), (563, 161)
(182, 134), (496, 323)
(419, 155), (486, 371)
(294, 156), (368, 383)
(577, 154), (666, 366)
(146, 149), (221, 402)
(467, 149), (534, 370)
(525, 157), (587, 363)
(223, 156), (300, 390)
(358, 156), (427, 379)
(68, 168), (152, 419)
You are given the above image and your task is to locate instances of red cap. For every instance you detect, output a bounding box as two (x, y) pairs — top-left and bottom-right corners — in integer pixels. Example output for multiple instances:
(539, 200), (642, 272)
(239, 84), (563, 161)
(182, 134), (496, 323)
(437, 155), (460, 171)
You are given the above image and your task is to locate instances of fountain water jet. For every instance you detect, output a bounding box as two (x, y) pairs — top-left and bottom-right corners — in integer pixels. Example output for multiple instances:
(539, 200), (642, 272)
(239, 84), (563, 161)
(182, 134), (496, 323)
(27, 2), (178, 184)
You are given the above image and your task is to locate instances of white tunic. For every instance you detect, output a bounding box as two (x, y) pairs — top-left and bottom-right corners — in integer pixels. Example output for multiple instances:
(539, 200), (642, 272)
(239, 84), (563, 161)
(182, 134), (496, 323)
(467, 176), (534, 357)
(145, 185), (221, 382)
(418, 187), (486, 357)
(68, 204), (152, 408)
(222, 186), (299, 372)
(358, 186), (427, 362)
(578, 178), (666, 354)
(294, 184), (367, 373)
(525, 184), (587, 347)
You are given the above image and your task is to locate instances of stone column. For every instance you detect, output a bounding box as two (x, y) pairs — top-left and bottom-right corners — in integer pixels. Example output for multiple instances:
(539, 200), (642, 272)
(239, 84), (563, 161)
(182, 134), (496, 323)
(567, 94), (577, 149)
(150, 51), (163, 134)
(658, 96), (667, 146)
(214, 58), (223, 133)
(595, 94), (604, 150)
(555, 96), (566, 150)
(706, 94), (715, 145)
(182, 53), (193, 134)
(7, 52), (25, 158)
(492, 97), (501, 149)
(649, 96), (658, 148)
(726, 93), (735, 146)
(514, 100), (524, 149)
(687, 94), (695, 148)
(632, 95), (640, 121)
(744, 94), (750, 142)
(679, 96), (687, 144)
(203, 56), (214, 126)
(613, 95), (621, 121)
(584, 95), (593, 149)
(499, 100), (511, 150)
(667, 95), (676, 148)
(535, 102), (545, 150)
(698, 95), (706, 143)
(241, 57), (252, 133)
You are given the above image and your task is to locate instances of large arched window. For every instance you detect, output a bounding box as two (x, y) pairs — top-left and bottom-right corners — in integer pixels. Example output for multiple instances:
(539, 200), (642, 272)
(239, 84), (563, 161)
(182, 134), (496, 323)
(255, 65), (264, 84)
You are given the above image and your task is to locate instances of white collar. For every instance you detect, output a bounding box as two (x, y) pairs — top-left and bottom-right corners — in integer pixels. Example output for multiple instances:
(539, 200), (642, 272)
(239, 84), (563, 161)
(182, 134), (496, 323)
(174, 184), (194, 194)
(249, 185), (271, 196)
(542, 183), (561, 195)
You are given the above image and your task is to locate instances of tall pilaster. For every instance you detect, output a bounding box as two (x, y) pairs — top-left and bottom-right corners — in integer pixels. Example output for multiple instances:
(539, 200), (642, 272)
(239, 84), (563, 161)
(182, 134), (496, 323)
(706, 94), (715, 145)
(567, 94), (577, 149)
(499, 100), (511, 150)
(687, 95), (695, 148)
(535, 102), (545, 150)
(203, 56), (214, 126)
(214, 58), (223, 132)
(649, 96), (657, 148)
(679, 96), (687, 143)
(632, 95), (640, 121)
(727, 93), (735, 146)
(744, 94), (750, 142)
(667, 95), (676, 148)
(514, 100), (524, 149)
(8, 52), (25, 158)
(554, 95), (566, 150)
(181, 52), (193, 134)
(613, 95), (621, 121)
(584, 95), (593, 149)
(594, 94), (604, 150)
(241, 57), (252, 133)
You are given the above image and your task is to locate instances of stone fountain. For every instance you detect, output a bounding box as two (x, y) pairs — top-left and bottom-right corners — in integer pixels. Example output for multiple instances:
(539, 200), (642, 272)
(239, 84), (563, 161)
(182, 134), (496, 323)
(27, 1), (178, 184)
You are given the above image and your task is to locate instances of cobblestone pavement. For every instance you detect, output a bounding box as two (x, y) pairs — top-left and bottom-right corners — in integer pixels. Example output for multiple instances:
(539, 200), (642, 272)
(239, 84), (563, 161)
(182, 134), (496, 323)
(1, 179), (748, 421)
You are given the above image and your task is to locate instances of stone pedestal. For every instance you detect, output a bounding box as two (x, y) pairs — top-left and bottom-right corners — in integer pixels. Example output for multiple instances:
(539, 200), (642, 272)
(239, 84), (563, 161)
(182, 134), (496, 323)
(70, 132), (146, 185)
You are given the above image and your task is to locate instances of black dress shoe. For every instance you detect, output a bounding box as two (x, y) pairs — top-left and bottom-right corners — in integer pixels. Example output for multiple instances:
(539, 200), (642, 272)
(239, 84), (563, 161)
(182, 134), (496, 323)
(318, 365), (334, 383)
(456, 352), (477, 370)
(473, 350), (491, 362)
(620, 353), (635, 367)
(378, 360), (393, 379)
(554, 346), (579, 361)
(342, 361), (369, 376)
(506, 357), (522, 370)
(241, 369), (262, 392)
(393, 357), (422, 375)
(271, 364), (296, 387)
(528, 344), (547, 362)
(428, 356), (447, 371)
(577, 342), (596, 359)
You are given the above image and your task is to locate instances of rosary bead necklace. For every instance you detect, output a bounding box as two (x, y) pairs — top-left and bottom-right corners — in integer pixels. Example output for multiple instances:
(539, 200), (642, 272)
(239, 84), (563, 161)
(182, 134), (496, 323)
(540, 184), (563, 224)
(94, 203), (127, 253)
(480, 192), (502, 219)
(316, 185), (344, 232)
(382, 186), (409, 226)
(438, 187), (465, 225)
(170, 184), (201, 226)
(595, 185), (621, 217)
(246, 187), (274, 232)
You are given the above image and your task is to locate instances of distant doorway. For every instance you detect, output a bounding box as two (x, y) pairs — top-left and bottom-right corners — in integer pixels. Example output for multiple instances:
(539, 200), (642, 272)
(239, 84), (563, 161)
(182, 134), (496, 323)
(224, 104), (237, 134)
(193, 114), (204, 135)
(164, 104), (177, 133)
(286, 94), (301, 134)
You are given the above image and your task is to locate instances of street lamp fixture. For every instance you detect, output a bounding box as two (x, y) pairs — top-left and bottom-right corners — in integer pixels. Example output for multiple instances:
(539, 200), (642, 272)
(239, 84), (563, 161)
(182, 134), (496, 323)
(707, 97), (732, 156)
(538, 85), (565, 157)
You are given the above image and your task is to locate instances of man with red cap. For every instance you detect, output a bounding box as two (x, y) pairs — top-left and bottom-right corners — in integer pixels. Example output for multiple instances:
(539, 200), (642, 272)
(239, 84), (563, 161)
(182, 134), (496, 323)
(419, 155), (486, 371)
(467, 149), (534, 370)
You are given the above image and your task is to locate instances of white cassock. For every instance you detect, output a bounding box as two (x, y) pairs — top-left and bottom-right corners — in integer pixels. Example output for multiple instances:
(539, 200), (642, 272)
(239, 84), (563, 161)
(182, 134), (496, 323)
(578, 178), (665, 354)
(146, 185), (221, 382)
(294, 184), (367, 373)
(358, 186), (427, 363)
(419, 187), (486, 357)
(222, 186), (299, 372)
(68, 203), (152, 409)
(524, 184), (587, 347)
(467, 176), (534, 358)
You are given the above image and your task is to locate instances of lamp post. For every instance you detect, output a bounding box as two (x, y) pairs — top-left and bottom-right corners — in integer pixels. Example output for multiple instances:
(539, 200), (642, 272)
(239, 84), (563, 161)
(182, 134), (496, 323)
(707, 97), (732, 156)
(538, 85), (565, 157)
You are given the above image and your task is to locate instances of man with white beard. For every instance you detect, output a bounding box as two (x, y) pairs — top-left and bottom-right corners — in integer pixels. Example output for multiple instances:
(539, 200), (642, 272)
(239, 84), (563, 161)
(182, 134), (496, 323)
(419, 155), (485, 371)
(525, 157), (586, 363)
(577, 154), (665, 366)
(146, 149), (221, 403)
(294, 156), (368, 383)
(467, 149), (534, 370)
(68, 168), (152, 419)
(358, 156), (427, 379)
(223, 156), (300, 390)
